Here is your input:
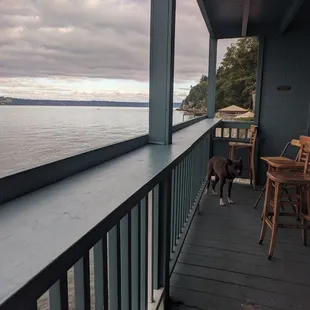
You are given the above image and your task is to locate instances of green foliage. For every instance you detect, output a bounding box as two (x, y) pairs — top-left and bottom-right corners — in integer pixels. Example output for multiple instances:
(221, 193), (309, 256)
(181, 37), (259, 112)
(181, 78), (208, 109)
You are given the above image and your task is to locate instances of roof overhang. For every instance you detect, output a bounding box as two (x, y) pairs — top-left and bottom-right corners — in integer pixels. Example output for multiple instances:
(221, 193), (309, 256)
(197, 0), (308, 39)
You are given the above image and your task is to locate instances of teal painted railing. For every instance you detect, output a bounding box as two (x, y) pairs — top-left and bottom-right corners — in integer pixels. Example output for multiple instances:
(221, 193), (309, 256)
(214, 120), (254, 142)
(0, 120), (214, 310)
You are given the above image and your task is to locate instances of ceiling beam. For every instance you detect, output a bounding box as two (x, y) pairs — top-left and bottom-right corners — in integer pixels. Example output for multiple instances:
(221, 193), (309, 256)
(197, 0), (215, 38)
(241, 0), (250, 36)
(280, 0), (304, 33)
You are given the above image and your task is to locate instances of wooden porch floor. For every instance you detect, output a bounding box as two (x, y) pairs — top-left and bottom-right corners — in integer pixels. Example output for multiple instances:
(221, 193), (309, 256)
(170, 183), (310, 310)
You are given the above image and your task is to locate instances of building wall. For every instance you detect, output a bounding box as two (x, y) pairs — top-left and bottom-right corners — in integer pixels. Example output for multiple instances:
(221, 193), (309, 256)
(257, 26), (310, 184)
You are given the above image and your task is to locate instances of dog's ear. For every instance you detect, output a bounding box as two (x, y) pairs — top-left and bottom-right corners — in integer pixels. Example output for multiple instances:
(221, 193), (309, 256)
(226, 158), (233, 165)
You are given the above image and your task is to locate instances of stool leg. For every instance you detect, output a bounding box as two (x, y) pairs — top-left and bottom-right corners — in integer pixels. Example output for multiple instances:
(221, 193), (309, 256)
(301, 186), (307, 245)
(302, 217), (307, 246)
(229, 146), (235, 160)
(251, 150), (256, 190)
(259, 177), (272, 244)
(268, 182), (281, 260)
(248, 150), (252, 186)
(254, 185), (266, 209)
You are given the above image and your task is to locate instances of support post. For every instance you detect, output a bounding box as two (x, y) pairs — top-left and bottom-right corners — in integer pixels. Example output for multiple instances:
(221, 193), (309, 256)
(207, 37), (217, 118)
(254, 36), (264, 125)
(149, 0), (176, 145)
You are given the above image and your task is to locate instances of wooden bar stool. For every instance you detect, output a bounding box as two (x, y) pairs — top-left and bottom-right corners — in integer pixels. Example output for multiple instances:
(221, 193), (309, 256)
(229, 125), (258, 189)
(253, 138), (302, 209)
(259, 142), (310, 260)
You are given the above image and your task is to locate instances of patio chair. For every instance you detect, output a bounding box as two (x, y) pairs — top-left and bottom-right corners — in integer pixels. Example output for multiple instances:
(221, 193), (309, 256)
(229, 125), (258, 190)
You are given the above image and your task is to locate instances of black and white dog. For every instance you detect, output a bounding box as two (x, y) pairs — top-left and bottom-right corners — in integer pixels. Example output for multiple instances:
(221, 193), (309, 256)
(206, 156), (243, 206)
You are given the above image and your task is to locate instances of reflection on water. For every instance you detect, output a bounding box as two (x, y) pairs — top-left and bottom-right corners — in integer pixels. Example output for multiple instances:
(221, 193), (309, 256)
(0, 106), (185, 177)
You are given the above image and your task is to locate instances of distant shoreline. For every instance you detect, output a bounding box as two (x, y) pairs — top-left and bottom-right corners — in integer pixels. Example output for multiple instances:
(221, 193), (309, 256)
(0, 98), (181, 109)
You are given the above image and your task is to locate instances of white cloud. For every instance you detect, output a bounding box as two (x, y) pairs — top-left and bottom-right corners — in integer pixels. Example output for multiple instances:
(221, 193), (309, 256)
(0, 0), (236, 101)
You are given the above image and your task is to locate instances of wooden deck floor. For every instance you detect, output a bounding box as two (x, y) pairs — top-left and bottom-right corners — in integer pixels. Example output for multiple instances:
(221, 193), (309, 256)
(170, 183), (310, 310)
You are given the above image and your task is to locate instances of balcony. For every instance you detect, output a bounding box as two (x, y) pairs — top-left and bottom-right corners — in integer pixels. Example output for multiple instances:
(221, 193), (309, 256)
(1, 0), (310, 309)
(1, 118), (310, 310)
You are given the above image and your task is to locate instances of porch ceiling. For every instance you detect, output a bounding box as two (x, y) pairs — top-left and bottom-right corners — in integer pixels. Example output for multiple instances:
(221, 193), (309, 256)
(197, 0), (308, 39)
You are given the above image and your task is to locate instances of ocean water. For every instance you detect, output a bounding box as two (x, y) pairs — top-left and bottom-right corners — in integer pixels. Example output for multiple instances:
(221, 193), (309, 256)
(0, 106), (185, 177)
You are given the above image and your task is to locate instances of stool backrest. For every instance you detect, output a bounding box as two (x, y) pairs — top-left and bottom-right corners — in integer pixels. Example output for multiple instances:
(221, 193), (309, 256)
(302, 142), (310, 174)
(249, 125), (258, 145)
(290, 139), (301, 161)
(298, 136), (310, 164)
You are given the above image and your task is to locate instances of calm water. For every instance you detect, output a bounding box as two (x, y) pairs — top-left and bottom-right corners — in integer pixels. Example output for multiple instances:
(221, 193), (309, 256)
(0, 106), (185, 177)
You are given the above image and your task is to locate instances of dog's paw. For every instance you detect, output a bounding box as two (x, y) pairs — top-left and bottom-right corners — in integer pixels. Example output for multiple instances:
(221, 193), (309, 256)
(212, 190), (218, 196)
(227, 197), (234, 204)
(220, 198), (225, 206)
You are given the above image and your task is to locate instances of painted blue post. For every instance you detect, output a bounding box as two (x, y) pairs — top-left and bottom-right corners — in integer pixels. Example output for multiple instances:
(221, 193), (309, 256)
(120, 214), (130, 310)
(149, 0), (176, 144)
(49, 276), (68, 310)
(157, 174), (172, 307)
(93, 235), (108, 310)
(207, 37), (218, 118)
(74, 255), (90, 310)
(131, 204), (141, 310)
(140, 197), (148, 309)
(108, 225), (121, 310)
(152, 185), (160, 290)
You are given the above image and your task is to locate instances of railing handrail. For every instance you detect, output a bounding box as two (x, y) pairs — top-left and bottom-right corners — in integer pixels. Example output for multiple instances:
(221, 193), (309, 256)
(0, 118), (221, 309)
(216, 120), (255, 128)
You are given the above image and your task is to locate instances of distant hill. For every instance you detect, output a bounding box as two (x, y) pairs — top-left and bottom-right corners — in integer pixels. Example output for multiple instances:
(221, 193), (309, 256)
(0, 98), (181, 109)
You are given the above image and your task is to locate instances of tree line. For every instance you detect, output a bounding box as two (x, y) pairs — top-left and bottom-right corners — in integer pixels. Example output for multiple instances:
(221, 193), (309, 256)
(181, 37), (259, 112)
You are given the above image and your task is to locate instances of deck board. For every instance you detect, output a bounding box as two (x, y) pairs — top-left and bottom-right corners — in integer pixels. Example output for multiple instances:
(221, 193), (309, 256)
(170, 183), (310, 310)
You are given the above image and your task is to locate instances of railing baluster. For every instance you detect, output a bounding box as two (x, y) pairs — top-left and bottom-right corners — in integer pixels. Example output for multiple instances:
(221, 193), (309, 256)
(201, 139), (206, 185)
(175, 164), (180, 244)
(152, 185), (159, 290)
(74, 255), (91, 310)
(186, 154), (191, 215)
(180, 159), (185, 231)
(185, 155), (189, 218)
(108, 224), (121, 309)
(140, 197), (148, 309)
(157, 174), (172, 306)
(200, 141), (204, 184)
(120, 214), (130, 310)
(170, 169), (175, 254)
(49, 276), (68, 310)
(177, 162), (182, 235)
(147, 191), (154, 303)
(94, 235), (109, 310)
(184, 157), (188, 225)
(172, 168), (177, 251)
(237, 128), (240, 139)
(190, 150), (194, 208)
(195, 146), (199, 194)
(131, 203), (141, 309)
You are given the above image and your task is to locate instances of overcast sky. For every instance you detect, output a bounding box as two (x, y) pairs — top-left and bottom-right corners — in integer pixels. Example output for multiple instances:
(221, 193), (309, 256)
(0, 0), (235, 102)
